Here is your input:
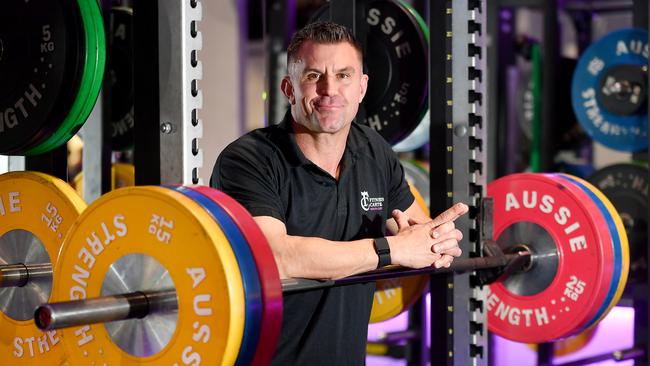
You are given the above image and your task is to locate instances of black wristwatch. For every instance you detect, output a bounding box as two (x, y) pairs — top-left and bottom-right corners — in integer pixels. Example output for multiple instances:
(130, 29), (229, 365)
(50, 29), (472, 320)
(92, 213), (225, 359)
(373, 237), (391, 269)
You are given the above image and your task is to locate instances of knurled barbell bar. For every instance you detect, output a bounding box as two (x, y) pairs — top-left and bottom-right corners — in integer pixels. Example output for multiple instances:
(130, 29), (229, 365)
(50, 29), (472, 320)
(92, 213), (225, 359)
(32, 250), (529, 330)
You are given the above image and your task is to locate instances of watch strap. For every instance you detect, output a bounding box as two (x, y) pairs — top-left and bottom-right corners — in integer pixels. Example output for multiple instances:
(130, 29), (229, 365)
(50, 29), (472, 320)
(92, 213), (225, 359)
(373, 237), (391, 269)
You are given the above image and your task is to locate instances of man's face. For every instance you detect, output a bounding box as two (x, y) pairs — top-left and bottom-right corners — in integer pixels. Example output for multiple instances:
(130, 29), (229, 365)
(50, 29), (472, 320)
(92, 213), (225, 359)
(282, 41), (368, 134)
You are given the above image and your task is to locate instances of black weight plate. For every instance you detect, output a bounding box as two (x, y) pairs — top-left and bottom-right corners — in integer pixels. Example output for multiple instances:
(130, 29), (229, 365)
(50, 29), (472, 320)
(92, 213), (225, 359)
(310, 0), (428, 145)
(516, 56), (584, 148)
(16, 0), (87, 155)
(109, 7), (134, 151)
(588, 163), (648, 284)
(0, 0), (83, 154)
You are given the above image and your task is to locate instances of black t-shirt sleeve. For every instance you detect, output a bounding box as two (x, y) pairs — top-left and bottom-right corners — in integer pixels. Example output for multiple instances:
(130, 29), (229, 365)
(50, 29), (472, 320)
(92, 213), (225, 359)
(210, 138), (286, 222)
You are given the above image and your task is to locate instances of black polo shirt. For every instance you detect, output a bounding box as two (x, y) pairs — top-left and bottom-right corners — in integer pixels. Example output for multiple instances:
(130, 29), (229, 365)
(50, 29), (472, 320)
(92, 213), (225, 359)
(211, 113), (414, 366)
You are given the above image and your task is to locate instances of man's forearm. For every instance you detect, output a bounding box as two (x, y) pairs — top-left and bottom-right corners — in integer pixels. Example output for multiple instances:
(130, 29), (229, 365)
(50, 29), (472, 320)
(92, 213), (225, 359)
(276, 236), (379, 280)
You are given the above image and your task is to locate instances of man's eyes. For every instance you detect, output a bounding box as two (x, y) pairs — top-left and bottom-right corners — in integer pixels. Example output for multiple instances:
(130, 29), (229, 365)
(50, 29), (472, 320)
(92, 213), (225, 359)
(304, 72), (352, 81)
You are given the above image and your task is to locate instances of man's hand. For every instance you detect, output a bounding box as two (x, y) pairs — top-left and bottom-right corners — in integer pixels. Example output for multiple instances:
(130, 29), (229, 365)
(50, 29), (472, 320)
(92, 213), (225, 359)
(389, 203), (468, 269)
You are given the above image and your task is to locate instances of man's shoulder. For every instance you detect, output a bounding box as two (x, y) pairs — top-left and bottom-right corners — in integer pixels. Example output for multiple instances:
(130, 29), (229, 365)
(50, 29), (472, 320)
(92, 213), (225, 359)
(222, 124), (284, 157)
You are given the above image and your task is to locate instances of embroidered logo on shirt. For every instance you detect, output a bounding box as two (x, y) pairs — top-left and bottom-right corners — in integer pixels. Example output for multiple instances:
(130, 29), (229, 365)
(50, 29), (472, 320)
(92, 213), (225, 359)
(360, 191), (384, 211)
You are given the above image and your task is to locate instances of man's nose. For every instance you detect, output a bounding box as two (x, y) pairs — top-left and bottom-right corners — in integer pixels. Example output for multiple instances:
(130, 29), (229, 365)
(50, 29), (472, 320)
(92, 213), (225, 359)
(316, 74), (337, 95)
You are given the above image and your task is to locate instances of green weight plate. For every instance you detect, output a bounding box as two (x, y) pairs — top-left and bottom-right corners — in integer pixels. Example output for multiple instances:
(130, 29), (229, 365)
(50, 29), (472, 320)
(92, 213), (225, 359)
(26, 0), (106, 155)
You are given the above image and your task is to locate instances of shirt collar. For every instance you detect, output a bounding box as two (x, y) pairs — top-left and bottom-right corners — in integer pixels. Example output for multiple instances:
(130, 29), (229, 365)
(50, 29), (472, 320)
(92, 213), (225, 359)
(276, 109), (369, 168)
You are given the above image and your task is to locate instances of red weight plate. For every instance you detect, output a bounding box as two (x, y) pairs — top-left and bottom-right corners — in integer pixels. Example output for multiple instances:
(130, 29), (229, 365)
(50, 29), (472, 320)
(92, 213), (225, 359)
(189, 186), (283, 366)
(487, 173), (614, 343)
(543, 174), (616, 333)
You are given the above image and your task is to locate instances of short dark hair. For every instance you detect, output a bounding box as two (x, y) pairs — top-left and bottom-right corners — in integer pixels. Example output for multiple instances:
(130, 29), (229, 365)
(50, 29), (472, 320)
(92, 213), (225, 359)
(286, 21), (363, 66)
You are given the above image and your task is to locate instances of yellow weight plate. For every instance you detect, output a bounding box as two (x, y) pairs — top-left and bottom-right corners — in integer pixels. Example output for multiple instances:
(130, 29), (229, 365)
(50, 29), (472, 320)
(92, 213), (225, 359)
(553, 324), (597, 356)
(0, 171), (85, 365)
(528, 324), (598, 357)
(370, 184), (429, 323)
(113, 163), (135, 187)
(370, 275), (429, 323)
(366, 342), (388, 356)
(71, 163), (134, 196)
(409, 182), (429, 216)
(52, 186), (245, 365)
(565, 175), (630, 327)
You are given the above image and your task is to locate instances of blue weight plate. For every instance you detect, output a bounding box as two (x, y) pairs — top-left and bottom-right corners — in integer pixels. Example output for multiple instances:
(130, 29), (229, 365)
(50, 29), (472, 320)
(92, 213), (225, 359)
(171, 186), (262, 366)
(553, 174), (622, 331)
(571, 28), (648, 151)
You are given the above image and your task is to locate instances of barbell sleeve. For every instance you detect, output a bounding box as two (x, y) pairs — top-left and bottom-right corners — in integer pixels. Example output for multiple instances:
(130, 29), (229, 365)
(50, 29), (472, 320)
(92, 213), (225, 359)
(34, 289), (178, 331)
(282, 251), (530, 294)
(0, 263), (52, 288)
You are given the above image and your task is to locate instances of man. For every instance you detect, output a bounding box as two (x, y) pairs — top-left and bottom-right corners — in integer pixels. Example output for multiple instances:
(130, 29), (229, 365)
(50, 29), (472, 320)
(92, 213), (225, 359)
(211, 21), (467, 365)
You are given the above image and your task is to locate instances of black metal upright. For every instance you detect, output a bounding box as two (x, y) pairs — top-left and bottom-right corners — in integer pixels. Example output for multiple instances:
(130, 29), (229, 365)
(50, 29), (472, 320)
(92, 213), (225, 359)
(266, 0), (295, 125)
(428, 1), (454, 363)
(539, 0), (559, 171)
(133, 0), (161, 185)
(635, 2), (650, 365)
(487, 0), (504, 180)
(100, 0), (113, 194)
(429, 1), (488, 365)
(24, 145), (68, 181)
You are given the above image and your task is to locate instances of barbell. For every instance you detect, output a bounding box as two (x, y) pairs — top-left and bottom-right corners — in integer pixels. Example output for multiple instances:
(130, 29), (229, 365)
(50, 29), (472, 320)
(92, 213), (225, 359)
(0, 171), (630, 364)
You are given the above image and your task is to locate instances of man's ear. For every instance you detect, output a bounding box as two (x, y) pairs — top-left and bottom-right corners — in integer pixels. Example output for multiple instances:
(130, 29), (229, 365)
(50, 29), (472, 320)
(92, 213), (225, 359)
(359, 74), (369, 103)
(281, 76), (295, 104)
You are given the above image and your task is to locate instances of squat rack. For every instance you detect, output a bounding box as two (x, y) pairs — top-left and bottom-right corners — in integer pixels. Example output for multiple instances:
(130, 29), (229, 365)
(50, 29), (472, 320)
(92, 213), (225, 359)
(26, 0), (645, 365)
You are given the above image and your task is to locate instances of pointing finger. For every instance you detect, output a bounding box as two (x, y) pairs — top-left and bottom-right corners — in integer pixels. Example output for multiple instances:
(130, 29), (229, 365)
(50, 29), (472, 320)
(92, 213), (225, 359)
(429, 203), (469, 228)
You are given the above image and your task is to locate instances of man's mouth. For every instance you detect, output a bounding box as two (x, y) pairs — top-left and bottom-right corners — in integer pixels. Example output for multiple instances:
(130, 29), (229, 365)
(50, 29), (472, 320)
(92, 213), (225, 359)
(315, 104), (342, 110)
